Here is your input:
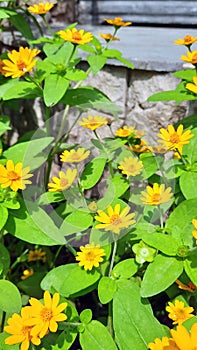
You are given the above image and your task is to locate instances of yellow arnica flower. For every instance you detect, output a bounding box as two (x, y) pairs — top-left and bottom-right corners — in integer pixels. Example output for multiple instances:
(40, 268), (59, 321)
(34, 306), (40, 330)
(57, 28), (93, 45)
(4, 307), (41, 350)
(174, 35), (197, 46)
(79, 115), (108, 131)
(105, 17), (132, 27)
(21, 269), (34, 280)
(118, 156), (143, 176)
(76, 243), (106, 271)
(186, 76), (197, 94)
(98, 33), (119, 42)
(2, 47), (40, 78)
(181, 50), (197, 65)
(170, 323), (197, 350)
(192, 218), (197, 244)
(27, 2), (54, 15)
(60, 148), (90, 163)
(166, 299), (194, 325)
(0, 159), (33, 191)
(115, 125), (135, 137)
(27, 291), (67, 339)
(27, 249), (46, 262)
(48, 168), (77, 192)
(157, 124), (194, 155)
(95, 203), (136, 234)
(141, 183), (173, 206)
(148, 336), (179, 350)
(175, 279), (196, 293)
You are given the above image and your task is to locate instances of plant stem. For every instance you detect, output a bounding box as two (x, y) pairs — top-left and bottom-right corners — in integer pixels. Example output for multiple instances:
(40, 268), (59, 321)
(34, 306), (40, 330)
(107, 300), (114, 338)
(108, 238), (117, 277)
(45, 105), (51, 136)
(158, 206), (163, 229)
(42, 15), (54, 37)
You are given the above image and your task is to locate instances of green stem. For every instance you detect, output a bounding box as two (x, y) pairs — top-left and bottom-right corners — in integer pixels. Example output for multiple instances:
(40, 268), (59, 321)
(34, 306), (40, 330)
(45, 106), (51, 136)
(108, 238), (118, 277)
(107, 301), (114, 338)
(61, 321), (81, 327)
(42, 15), (54, 37)
(50, 245), (64, 268)
(108, 160), (114, 178)
(175, 148), (187, 165)
(66, 244), (77, 257)
(158, 206), (163, 229)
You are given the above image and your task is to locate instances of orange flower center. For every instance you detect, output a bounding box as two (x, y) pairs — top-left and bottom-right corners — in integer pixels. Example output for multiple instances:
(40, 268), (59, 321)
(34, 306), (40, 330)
(184, 35), (192, 43)
(110, 214), (121, 225)
(192, 54), (197, 63)
(71, 154), (81, 161)
(40, 307), (53, 322)
(169, 133), (180, 144)
(21, 325), (32, 336)
(72, 32), (82, 41)
(8, 171), (20, 181)
(60, 178), (69, 187)
(86, 251), (95, 261)
(152, 193), (161, 204)
(17, 61), (27, 72)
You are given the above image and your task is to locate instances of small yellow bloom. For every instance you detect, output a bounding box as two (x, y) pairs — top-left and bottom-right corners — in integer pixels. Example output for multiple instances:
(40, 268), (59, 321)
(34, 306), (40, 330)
(170, 323), (197, 349)
(4, 307), (41, 350)
(88, 201), (98, 212)
(95, 203), (136, 234)
(118, 156), (143, 176)
(181, 50), (197, 65)
(48, 168), (77, 192)
(105, 17), (132, 27)
(186, 76), (197, 94)
(166, 299), (194, 325)
(174, 35), (197, 46)
(76, 243), (105, 271)
(175, 279), (197, 293)
(130, 139), (153, 153)
(27, 291), (67, 339)
(21, 269), (34, 280)
(60, 148), (90, 163)
(2, 47), (40, 78)
(192, 218), (197, 244)
(57, 28), (93, 45)
(148, 336), (178, 350)
(115, 125), (135, 137)
(78, 115), (108, 131)
(98, 33), (119, 42)
(157, 124), (194, 155)
(0, 160), (33, 191)
(27, 2), (54, 15)
(27, 249), (46, 262)
(141, 183), (173, 206)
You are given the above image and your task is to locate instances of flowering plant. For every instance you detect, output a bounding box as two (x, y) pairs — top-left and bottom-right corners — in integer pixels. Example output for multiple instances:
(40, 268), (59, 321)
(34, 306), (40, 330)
(0, 3), (197, 350)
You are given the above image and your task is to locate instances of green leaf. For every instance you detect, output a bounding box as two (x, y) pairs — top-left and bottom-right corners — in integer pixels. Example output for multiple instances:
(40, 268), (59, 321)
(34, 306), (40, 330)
(141, 232), (179, 256)
(116, 56), (134, 69)
(141, 254), (183, 297)
(180, 171), (197, 199)
(0, 115), (11, 136)
(0, 280), (22, 313)
(174, 114), (197, 130)
(3, 82), (42, 100)
(174, 69), (196, 81)
(102, 49), (121, 59)
(79, 320), (118, 350)
(98, 277), (117, 304)
(0, 332), (19, 350)
(148, 84), (197, 102)
(184, 251), (197, 286)
(97, 176), (130, 210)
(183, 127), (197, 164)
(9, 12), (34, 40)
(41, 264), (100, 297)
(113, 280), (166, 350)
(140, 153), (160, 179)
(80, 309), (92, 324)
(44, 74), (69, 106)
(17, 272), (46, 299)
(81, 157), (107, 190)
(112, 259), (138, 279)
(87, 55), (107, 75)
(65, 68), (87, 81)
(0, 7), (17, 19)
(60, 210), (93, 236)
(0, 243), (10, 278)
(0, 205), (8, 230)
(38, 191), (65, 205)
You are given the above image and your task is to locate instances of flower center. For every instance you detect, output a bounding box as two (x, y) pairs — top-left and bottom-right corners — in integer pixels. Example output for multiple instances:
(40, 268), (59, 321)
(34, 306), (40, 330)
(184, 35), (192, 43)
(71, 154), (81, 161)
(85, 251), (96, 261)
(120, 130), (131, 137)
(192, 53), (197, 63)
(169, 132), (180, 144)
(40, 307), (53, 322)
(21, 325), (32, 336)
(17, 61), (27, 72)
(8, 171), (20, 181)
(72, 32), (82, 41)
(152, 193), (161, 204)
(60, 178), (69, 188)
(110, 214), (121, 225)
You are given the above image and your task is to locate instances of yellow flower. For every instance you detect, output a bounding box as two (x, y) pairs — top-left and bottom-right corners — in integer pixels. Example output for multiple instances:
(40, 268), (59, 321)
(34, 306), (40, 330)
(48, 168), (77, 192)
(27, 2), (54, 15)
(2, 47), (40, 78)
(95, 203), (136, 234)
(118, 156), (143, 176)
(192, 219), (197, 244)
(105, 17), (132, 27)
(170, 323), (197, 350)
(174, 35), (197, 46)
(27, 249), (46, 262)
(181, 50), (197, 65)
(0, 160), (33, 191)
(27, 291), (67, 339)
(115, 125), (135, 137)
(141, 183), (173, 206)
(186, 76), (197, 94)
(78, 115), (108, 131)
(166, 299), (194, 325)
(76, 243), (105, 271)
(4, 307), (41, 350)
(57, 28), (93, 45)
(157, 124), (194, 155)
(130, 139), (153, 153)
(21, 269), (34, 280)
(60, 148), (90, 163)
(148, 336), (179, 350)
(98, 33), (120, 42)
(175, 279), (197, 293)
(88, 201), (98, 212)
